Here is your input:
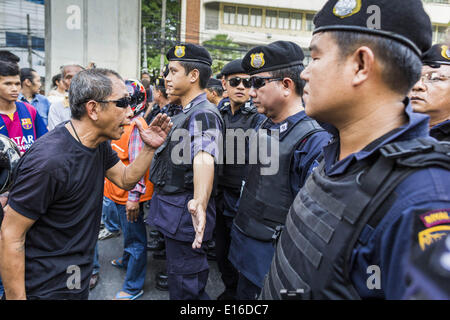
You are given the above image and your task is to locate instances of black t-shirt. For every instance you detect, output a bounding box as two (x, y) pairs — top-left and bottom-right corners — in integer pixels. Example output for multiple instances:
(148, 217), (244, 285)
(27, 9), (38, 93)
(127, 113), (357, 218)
(7, 122), (119, 299)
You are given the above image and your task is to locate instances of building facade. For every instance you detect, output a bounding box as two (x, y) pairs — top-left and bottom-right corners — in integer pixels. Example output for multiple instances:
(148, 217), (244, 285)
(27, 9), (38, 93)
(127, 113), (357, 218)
(181, 0), (450, 62)
(0, 0), (45, 75)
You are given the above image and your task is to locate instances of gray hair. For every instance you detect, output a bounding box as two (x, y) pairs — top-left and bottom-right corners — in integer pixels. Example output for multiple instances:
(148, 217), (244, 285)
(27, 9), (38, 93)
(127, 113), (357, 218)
(60, 64), (85, 78)
(69, 68), (123, 120)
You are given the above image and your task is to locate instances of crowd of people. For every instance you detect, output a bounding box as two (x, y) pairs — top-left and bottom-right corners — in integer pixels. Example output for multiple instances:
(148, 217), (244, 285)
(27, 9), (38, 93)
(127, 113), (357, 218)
(0, 0), (449, 301)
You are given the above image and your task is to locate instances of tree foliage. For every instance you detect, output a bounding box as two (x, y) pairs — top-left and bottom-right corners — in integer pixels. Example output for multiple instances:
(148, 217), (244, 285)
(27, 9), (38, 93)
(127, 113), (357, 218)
(141, 0), (180, 77)
(203, 34), (243, 74)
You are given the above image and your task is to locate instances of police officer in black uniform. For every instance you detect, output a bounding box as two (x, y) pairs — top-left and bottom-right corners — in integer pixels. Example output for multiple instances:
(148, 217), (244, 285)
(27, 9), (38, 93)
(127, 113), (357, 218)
(228, 41), (330, 299)
(147, 44), (224, 300)
(410, 43), (450, 141)
(263, 0), (450, 300)
(214, 59), (265, 300)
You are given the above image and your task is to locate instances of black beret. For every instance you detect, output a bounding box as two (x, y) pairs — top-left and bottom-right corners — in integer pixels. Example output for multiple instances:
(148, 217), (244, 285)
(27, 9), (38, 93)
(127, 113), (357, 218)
(221, 59), (246, 76)
(313, 0), (432, 57)
(166, 44), (212, 66)
(206, 78), (222, 88)
(154, 77), (165, 89)
(422, 44), (450, 67)
(241, 41), (304, 75)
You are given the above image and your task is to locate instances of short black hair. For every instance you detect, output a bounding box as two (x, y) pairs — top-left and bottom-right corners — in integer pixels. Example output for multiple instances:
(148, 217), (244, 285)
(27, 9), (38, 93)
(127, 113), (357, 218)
(207, 86), (224, 97)
(51, 73), (62, 88)
(0, 50), (20, 64)
(329, 31), (422, 95)
(155, 86), (168, 99)
(269, 64), (305, 96)
(20, 67), (37, 84)
(0, 61), (20, 77)
(179, 61), (212, 89)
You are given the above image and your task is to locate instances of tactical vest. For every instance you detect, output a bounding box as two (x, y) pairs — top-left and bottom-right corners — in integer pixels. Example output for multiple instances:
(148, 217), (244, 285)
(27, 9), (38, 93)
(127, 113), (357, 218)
(219, 101), (261, 189)
(430, 121), (450, 142)
(149, 100), (224, 195)
(262, 138), (450, 300)
(234, 118), (324, 242)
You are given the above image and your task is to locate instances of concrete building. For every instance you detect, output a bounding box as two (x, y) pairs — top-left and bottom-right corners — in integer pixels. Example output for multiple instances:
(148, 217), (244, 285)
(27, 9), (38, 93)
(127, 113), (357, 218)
(0, 0), (46, 76)
(180, 0), (450, 62)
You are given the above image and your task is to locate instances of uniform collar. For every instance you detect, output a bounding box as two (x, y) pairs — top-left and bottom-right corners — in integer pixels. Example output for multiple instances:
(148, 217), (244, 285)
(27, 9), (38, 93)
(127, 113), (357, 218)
(431, 119), (450, 131)
(323, 101), (431, 176)
(220, 100), (252, 115)
(183, 93), (207, 114)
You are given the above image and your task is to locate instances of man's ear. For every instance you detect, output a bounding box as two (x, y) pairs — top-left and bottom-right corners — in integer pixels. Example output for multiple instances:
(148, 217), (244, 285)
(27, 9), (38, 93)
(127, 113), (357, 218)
(85, 100), (100, 121)
(350, 46), (375, 87)
(221, 77), (227, 91)
(189, 69), (200, 84)
(24, 79), (32, 87)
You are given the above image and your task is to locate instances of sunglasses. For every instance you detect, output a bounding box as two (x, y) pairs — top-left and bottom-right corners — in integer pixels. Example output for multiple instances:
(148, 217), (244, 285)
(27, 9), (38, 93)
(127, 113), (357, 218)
(249, 77), (283, 89)
(95, 96), (132, 108)
(228, 77), (252, 88)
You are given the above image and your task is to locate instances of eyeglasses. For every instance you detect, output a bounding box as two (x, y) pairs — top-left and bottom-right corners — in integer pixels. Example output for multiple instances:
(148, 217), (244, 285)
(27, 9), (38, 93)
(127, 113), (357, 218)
(249, 76), (283, 89)
(228, 77), (252, 88)
(95, 96), (132, 108)
(419, 72), (450, 84)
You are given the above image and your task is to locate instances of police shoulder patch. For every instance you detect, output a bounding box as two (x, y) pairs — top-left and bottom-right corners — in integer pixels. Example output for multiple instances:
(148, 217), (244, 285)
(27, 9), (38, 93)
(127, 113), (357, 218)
(333, 0), (362, 18)
(416, 209), (450, 252)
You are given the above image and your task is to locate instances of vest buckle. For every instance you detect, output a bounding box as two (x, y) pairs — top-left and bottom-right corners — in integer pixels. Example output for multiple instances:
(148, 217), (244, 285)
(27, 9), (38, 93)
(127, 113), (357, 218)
(380, 139), (433, 159)
(280, 289), (304, 300)
(271, 225), (284, 242)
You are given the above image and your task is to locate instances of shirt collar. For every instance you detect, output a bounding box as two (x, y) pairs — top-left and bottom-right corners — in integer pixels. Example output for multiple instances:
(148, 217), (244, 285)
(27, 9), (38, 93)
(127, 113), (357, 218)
(322, 100), (431, 176)
(19, 93), (39, 103)
(183, 93), (207, 114)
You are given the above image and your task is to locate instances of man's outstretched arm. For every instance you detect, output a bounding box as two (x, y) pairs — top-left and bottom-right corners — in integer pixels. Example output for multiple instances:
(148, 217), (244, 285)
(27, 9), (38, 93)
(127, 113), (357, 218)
(0, 206), (36, 300)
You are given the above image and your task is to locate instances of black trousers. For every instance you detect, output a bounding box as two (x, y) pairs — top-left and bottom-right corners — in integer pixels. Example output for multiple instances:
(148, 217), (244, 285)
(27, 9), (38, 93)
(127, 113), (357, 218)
(214, 192), (238, 296)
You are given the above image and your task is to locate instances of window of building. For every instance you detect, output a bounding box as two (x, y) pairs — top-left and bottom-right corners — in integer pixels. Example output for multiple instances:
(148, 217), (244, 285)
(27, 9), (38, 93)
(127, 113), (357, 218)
(237, 7), (249, 26)
(224, 5), (236, 25)
(278, 11), (290, 29)
(434, 25), (448, 43)
(266, 10), (277, 29)
(250, 8), (262, 27)
(291, 12), (302, 31)
(305, 13), (315, 31)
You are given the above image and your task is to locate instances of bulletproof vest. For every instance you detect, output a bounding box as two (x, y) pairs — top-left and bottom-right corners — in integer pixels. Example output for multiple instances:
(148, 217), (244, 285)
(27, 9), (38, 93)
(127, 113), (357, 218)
(262, 138), (450, 300)
(430, 121), (450, 142)
(219, 101), (261, 189)
(149, 100), (224, 195)
(234, 118), (324, 242)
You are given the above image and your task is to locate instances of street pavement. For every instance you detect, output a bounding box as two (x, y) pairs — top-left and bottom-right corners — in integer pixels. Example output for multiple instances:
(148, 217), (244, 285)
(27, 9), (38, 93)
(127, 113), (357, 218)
(89, 226), (225, 300)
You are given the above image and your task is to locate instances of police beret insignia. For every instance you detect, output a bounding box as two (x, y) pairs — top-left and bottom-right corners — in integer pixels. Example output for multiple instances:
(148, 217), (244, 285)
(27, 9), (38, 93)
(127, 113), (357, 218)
(166, 43), (212, 66)
(442, 46), (450, 61)
(333, 0), (361, 18)
(422, 44), (450, 66)
(250, 53), (265, 69)
(174, 46), (186, 58)
(242, 41), (304, 75)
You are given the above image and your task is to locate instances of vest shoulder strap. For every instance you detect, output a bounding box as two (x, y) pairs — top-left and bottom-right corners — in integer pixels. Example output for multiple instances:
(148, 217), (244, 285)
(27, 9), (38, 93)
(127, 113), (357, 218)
(344, 137), (450, 275)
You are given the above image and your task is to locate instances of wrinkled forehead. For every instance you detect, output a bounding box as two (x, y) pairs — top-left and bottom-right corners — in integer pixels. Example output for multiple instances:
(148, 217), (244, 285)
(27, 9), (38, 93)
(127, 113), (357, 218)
(422, 64), (450, 75)
(110, 76), (129, 97)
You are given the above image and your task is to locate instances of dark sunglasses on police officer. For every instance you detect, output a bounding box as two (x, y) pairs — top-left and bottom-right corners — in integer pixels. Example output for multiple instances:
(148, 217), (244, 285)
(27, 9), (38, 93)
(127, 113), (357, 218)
(249, 76), (283, 89)
(228, 77), (252, 88)
(95, 96), (132, 108)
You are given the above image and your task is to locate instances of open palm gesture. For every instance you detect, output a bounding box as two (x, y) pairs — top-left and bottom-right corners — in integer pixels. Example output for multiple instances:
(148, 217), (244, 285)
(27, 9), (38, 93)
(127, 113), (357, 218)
(135, 113), (173, 149)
